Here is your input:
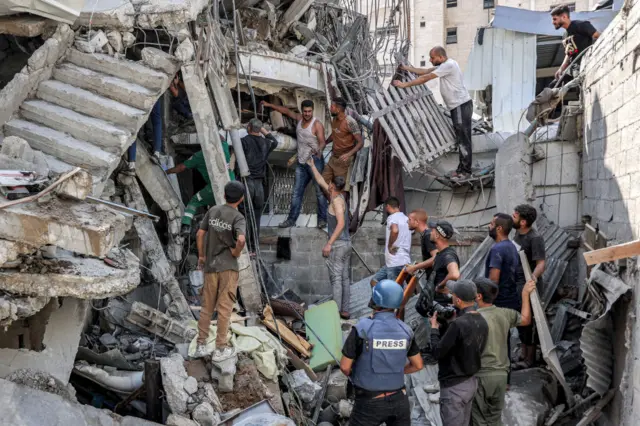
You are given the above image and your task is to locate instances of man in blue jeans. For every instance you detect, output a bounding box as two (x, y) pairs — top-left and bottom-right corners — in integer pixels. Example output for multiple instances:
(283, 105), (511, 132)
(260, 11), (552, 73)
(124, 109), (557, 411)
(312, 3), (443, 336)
(126, 101), (163, 173)
(260, 100), (328, 229)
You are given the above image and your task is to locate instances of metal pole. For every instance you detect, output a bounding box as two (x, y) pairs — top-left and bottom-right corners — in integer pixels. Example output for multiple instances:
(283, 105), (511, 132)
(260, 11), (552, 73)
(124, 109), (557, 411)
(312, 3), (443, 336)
(86, 196), (161, 221)
(144, 359), (162, 422)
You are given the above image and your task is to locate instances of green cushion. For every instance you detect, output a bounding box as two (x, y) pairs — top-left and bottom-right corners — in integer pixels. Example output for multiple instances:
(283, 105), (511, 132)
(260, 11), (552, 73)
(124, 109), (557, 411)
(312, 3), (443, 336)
(305, 300), (343, 372)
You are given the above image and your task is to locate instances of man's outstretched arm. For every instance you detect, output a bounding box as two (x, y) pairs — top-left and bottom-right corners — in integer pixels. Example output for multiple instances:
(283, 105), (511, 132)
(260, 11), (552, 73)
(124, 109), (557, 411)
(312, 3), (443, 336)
(400, 64), (437, 75)
(260, 101), (301, 121)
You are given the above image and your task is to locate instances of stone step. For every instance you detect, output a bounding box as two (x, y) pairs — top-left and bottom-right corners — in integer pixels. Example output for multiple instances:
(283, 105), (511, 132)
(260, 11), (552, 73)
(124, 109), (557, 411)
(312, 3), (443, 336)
(66, 49), (169, 91)
(53, 63), (158, 111)
(21, 100), (132, 154)
(43, 153), (74, 174)
(4, 119), (118, 174)
(37, 80), (146, 131)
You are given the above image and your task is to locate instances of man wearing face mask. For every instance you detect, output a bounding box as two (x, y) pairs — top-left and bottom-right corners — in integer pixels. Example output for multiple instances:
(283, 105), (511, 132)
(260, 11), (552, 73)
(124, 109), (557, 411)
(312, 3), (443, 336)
(485, 213), (520, 312)
(428, 279), (489, 426)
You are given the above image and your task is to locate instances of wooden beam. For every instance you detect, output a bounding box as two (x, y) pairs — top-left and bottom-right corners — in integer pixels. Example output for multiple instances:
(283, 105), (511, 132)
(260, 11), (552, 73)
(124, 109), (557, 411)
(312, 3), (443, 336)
(263, 306), (311, 358)
(583, 239), (640, 265)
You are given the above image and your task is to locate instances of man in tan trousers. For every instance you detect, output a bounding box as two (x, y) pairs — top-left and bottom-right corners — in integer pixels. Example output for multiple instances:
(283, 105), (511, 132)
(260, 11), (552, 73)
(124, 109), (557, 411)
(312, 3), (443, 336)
(194, 181), (246, 360)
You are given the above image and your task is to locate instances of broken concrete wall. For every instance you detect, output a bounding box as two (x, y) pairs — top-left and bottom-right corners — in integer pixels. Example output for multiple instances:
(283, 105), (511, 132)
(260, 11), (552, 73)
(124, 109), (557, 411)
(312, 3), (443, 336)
(0, 24), (74, 129)
(0, 297), (89, 384)
(580, 1), (640, 423)
(258, 227), (483, 304)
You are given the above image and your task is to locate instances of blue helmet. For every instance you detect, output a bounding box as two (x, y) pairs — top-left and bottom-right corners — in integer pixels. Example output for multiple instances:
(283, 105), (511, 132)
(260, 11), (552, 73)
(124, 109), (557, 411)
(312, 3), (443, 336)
(372, 279), (404, 309)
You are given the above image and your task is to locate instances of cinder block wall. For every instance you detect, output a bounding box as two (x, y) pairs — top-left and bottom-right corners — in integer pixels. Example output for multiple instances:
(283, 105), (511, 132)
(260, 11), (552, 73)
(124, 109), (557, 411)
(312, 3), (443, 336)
(581, 1), (640, 423)
(258, 227), (483, 305)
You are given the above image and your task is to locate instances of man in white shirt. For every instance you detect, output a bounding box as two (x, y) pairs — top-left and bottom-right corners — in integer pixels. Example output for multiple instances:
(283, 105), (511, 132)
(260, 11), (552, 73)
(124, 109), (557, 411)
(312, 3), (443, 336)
(392, 46), (473, 180)
(370, 197), (412, 287)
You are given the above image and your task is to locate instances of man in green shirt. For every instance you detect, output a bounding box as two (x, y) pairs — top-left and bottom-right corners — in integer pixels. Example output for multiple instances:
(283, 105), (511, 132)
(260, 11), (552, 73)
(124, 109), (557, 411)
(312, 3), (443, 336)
(165, 138), (235, 233)
(471, 277), (535, 426)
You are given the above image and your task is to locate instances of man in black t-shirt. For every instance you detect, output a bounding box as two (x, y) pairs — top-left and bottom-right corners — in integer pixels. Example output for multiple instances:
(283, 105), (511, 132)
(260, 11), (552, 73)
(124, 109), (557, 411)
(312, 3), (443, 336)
(406, 209), (438, 278)
(429, 220), (460, 295)
(551, 5), (600, 85)
(512, 204), (546, 369)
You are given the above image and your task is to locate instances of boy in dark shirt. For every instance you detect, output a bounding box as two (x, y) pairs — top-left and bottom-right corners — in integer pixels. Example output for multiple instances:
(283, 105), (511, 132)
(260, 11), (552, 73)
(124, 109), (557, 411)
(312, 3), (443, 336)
(551, 5), (600, 85)
(512, 204), (546, 369)
(429, 279), (488, 426)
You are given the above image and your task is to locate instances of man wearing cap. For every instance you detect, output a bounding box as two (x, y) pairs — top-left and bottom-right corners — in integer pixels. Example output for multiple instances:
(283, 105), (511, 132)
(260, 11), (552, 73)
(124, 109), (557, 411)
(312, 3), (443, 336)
(194, 181), (247, 360)
(234, 118), (278, 252)
(323, 98), (364, 192)
(165, 139), (235, 235)
(471, 278), (535, 426)
(406, 209), (438, 277)
(428, 279), (489, 426)
(341, 279), (424, 426)
(429, 220), (460, 296)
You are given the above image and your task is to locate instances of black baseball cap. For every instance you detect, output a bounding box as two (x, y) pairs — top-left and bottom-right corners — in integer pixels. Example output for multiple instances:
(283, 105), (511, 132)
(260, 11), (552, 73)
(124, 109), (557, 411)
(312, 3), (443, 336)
(447, 279), (477, 302)
(428, 220), (454, 239)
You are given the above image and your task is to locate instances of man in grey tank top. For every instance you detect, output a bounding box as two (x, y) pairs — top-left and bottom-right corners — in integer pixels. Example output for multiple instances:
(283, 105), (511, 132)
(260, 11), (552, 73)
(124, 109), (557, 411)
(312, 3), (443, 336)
(260, 100), (328, 229)
(307, 158), (352, 319)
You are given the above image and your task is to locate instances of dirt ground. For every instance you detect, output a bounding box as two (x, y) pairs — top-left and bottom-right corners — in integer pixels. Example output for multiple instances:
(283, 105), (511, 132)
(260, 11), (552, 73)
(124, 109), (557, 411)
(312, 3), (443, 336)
(218, 356), (269, 411)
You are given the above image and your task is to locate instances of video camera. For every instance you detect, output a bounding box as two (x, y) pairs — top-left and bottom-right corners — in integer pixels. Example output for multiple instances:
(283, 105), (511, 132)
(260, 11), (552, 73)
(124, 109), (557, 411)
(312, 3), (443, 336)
(415, 279), (455, 323)
(425, 300), (456, 321)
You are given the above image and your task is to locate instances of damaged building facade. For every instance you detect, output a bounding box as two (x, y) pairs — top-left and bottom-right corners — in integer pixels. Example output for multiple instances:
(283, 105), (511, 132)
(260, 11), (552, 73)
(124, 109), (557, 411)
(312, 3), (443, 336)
(0, 0), (639, 424)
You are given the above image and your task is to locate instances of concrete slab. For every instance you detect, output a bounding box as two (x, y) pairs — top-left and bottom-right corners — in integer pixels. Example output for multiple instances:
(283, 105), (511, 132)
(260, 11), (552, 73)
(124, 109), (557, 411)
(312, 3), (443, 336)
(53, 63), (158, 111)
(0, 15), (49, 37)
(0, 198), (129, 257)
(20, 100), (132, 154)
(0, 298), (88, 384)
(65, 49), (169, 90)
(227, 49), (324, 94)
(141, 47), (181, 75)
(0, 249), (140, 298)
(0, 376), (159, 424)
(37, 80), (147, 131)
(4, 119), (119, 174)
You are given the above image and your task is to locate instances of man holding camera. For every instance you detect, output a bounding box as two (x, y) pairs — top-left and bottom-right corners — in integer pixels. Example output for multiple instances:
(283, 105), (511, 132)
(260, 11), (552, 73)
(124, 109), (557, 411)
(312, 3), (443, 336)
(429, 279), (488, 426)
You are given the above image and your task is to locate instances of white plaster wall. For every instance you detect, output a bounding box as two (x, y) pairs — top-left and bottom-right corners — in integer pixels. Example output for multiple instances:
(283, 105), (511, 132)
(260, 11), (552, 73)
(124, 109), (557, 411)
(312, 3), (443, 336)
(0, 298), (89, 384)
(580, 0), (640, 423)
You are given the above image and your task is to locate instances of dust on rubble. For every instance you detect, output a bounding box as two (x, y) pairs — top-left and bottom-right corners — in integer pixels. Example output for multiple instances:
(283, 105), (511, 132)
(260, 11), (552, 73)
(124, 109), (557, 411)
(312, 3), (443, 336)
(7, 369), (76, 401)
(16, 256), (75, 274)
(218, 356), (269, 411)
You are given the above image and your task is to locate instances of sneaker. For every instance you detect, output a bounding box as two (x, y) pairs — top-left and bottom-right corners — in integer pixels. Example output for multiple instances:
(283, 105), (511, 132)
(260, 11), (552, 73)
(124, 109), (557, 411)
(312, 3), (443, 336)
(193, 344), (209, 358)
(317, 220), (327, 229)
(212, 346), (236, 362)
(279, 219), (295, 228)
(150, 152), (162, 166)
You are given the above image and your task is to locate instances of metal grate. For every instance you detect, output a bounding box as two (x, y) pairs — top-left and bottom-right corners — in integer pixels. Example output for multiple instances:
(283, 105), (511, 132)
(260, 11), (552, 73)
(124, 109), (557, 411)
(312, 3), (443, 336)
(269, 166), (321, 215)
(367, 84), (456, 171)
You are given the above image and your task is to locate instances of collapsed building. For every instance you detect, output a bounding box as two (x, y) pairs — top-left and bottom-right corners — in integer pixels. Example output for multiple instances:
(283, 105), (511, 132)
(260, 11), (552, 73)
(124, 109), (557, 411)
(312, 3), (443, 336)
(0, 0), (639, 425)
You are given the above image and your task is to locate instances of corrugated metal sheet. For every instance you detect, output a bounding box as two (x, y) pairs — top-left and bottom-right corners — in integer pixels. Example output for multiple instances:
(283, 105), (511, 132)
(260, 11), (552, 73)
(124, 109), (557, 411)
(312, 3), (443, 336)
(464, 28), (536, 133)
(367, 85), (456, 171)
(491, 6), (617, 36)
(580, 314), (614, 396)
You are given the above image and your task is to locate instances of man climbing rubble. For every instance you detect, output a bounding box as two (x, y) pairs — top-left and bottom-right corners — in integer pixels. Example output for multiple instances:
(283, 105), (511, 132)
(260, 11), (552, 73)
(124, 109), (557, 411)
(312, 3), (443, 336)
(340, 279), (424, 426)
(165, 138), (234, 234)
(259, 99), (328, 229)
(471, 278), (535, 426)
(392, 47), (472, 181)
(234, 118), (279, 253)
(324, 97), (364, 193)
(551, 4), (600, 87)
(306, 157), (351, 319)
(194, 181), (246, 360)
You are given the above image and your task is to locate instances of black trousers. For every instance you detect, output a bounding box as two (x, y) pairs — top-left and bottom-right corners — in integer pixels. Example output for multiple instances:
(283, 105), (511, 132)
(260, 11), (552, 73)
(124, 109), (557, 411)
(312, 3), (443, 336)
(450, 100), (473, 174)
(238, 178), (264, 251)
(349, 390), (411, 426)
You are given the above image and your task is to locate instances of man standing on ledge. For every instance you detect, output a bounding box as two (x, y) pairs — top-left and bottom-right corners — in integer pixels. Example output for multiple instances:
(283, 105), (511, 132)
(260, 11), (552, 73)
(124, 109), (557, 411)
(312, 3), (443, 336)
(194, 181), (246, 360)
(260, 100), (328, 229)
(392, 47), (473, 181)
(324, 97), (364, 192)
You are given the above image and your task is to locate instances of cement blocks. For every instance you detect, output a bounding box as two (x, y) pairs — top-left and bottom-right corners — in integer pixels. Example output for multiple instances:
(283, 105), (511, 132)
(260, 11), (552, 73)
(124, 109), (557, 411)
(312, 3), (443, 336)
(0, 198), (129, 258)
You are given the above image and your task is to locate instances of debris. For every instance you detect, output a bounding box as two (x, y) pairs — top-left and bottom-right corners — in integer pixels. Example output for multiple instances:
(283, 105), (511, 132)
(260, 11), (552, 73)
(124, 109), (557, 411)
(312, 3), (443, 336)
(185, 359), (210, 382)
(202, 382), (224, 413)
(305, 300), (342, 371)
(583, 239), (640, 265)
(218, 358), (270, 411)
(326, 369), (348, 402)
(262, 305), (311, 357)
(192, 401), (221, 426)
(167, 414), (199, 426)
(99, 333), (119, 347)
(106, 30), (123, 53)
(175, 39), (195, 62)
(6, 369), (75, 401)
(160, 353), (190, 414)
(184, 376), (198, 394)
(211, 354), (238, 393)
(125, 301), (196, 345)
(288, 369), (321, 403)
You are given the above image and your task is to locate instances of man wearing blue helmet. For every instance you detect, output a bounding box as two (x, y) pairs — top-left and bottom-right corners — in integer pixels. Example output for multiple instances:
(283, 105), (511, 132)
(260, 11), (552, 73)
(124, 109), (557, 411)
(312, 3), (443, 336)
(340, 279), (424, 426)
